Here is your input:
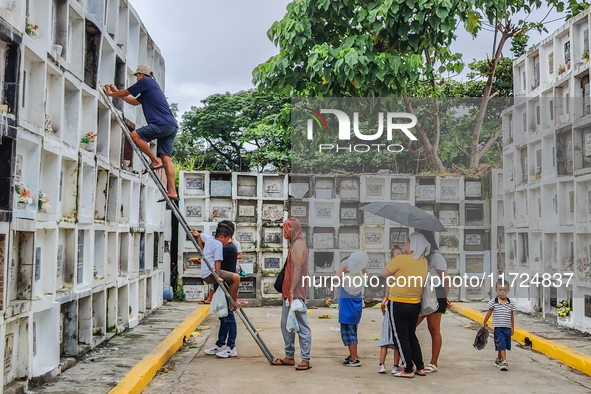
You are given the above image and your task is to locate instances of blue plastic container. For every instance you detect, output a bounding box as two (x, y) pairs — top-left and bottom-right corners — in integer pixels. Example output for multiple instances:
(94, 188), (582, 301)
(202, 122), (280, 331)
(163, 285), (174, 301)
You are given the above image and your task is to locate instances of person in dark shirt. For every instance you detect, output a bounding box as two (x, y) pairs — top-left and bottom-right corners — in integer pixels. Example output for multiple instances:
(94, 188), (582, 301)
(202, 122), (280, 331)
(105, 65), (179, 201)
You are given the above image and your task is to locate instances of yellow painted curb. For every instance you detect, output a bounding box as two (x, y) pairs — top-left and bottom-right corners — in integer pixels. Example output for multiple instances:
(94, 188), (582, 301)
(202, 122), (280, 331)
(452, 303), (591, 376)
(108, 305), (210, 394)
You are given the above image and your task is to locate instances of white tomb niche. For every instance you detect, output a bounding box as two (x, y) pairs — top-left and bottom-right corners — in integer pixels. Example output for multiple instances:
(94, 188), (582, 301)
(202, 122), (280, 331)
(117, 284), (129, 330)
(262, 175), (285, 199)
(67, 5), (85, 74)
(464, 202), (485, 227)
(338, 227), (359, 250)
(389, 227), (409, 249)
(238, 277), (256, 299)
(9, 231), (34, 306)
(439, 230), (460, 252)
(119, 232), (130, 275)
(439, 203), (460, 227)
(235, 225), (257, 252)
(339, 177), (359, 201)
(556, 127), (573, 176)
(527, 187), (541, 228)
(209, 198), (232, 223)
(464, 230), (487, 252)
(575, 126), (591, 170)
(108, 117), (122, 168)
(84, 21), (101, 88)
(92, 290), (106, 346)
(106, 174), (119, 223)
(443, 254), (460, 275)
(312, 227), (334, 250)
(4, 317), (29, 384)
(310, 275), (335, 301)
(144, 233), (154, 274)
(15, 134), (41, 219)
(240, 253), (257, 275)
(262, 226), (283, 249)
(289, 201), (308, 224)
(129, 280), (139, 328)
(361, 207), (385, 225)
(45, 64), (63, 140)
(528, 232), (543, 270)
(106, 232), (118, 280)
(236, 199), (257, 223)
(464, 180), (482, 199)
(558, 179), (575, 225)
(182, 277), (204, 302)
(415, 178), (436, 202)
(32, 307), (59, 377)
(416, 203), (435, 219)
(96, 101), (110, 159)
(313, 250), (334, 273)
(130, 232), (141, 274)
(516, 189), (528, 225)
(210, 173), (232, 198)
(366, 252), (386, 274)
(437, 177), (461, 202)
(63, 79), (81, 148)
(576, 233), (591, 279)
(261, 252), (283, 273)
(542, 233), (557, 272)
(261, 201), (284, 223)
(361, 176), (386, 201)
(22, 47), (46, 129)
(94, 168), (108, 222)
(390, 178), (410, 201)
(78, 160), (95, 223)
(464, 253), (487, 300)
(38, 149), (59, 219)
(362, 227), (384, 250)
(119, 177), (131, 225)
(236, 174), (257, 198)
(314, 177), (335, 199)
(130, 180), (140, 227)
(261, 276), (282, 299)
(288, 176), (311, 199)
(33, 228), (56, 299)
(558, 232), (574, 273)
(78, 294), (92, 348)
(98, 37), (116, 87)
(93, 230), (106, 282)
(364, 275), (387, 299)
(182, 171), (207, 197)
(339, 202), (359, 225)
(76, 229), (92, 288)
(80, 91), (97, 152)
(184, 198), (205, 223)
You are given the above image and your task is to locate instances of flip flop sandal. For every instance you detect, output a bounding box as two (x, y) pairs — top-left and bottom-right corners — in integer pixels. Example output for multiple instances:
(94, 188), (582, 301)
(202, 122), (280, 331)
(272, 358), (295, 366)
(142, 163), (167, 174)
(157, 197), (179, 203)
(425, 363), (438, 373)
(392, 372), (414, 378)
(295, 364), (312, 371)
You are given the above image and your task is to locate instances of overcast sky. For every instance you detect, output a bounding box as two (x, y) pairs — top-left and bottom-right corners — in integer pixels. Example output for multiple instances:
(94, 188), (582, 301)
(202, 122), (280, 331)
(129, 1), (567, 118)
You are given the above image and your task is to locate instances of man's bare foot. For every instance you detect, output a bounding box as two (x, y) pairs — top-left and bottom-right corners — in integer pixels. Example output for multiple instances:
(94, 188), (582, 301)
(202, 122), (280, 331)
(295, 361), (312, 370)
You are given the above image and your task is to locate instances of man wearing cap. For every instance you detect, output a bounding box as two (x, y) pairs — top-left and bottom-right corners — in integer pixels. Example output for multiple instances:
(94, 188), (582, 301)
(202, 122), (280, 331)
(105, 65), (179, 201)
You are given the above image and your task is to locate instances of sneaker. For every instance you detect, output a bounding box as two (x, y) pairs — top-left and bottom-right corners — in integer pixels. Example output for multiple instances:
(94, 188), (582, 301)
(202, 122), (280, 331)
(344, 355), (352, 362)
(377, 363), (387, 374)
(216, 346), (238, 358)
(494, 358), (502, 368)
(343, 358), (361, 367)
(499, 360), (508, 371)
(392, 365), (402, 374)
(204, 345), (225, 355)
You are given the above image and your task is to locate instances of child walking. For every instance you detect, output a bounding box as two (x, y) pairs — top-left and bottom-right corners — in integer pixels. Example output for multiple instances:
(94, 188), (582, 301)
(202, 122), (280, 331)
(336, 251), (369, 367)
(481, 280), (516, 371)
(377, 245), (403, 374)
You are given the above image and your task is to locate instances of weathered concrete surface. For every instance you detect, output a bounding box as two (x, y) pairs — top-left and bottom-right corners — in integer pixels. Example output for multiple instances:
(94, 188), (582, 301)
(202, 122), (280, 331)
(145, 306), (591, 393)
(31, 302), (201, 394)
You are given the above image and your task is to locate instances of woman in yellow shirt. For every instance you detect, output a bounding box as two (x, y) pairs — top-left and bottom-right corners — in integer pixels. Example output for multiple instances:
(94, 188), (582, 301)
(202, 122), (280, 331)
(380, 232), (430, 378)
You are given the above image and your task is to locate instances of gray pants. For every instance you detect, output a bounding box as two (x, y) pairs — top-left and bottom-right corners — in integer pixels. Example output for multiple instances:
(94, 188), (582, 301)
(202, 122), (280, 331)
(280, 299), (312, 361)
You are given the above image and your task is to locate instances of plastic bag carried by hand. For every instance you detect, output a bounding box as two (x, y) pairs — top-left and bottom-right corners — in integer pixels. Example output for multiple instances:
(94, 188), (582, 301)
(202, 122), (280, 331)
(286, 299), (305, 333)
(209, 287), (228, 318)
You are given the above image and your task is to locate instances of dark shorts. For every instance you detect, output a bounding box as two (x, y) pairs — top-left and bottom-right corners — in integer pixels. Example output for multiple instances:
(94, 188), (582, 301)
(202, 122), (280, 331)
(340, 323), (358, 346)
(494, 327), (512, 351)
(203, 270), (235, 285)
(435, 297), (447, 314)
(136, 123), (178, 157)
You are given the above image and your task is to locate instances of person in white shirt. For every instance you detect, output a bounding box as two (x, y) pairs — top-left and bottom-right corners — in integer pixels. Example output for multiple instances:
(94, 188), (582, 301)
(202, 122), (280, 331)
(190, 225), (240, 307)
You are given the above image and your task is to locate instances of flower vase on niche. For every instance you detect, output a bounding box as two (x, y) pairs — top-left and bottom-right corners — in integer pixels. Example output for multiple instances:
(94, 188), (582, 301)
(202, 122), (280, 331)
(15, 184), (33, 210)
(81, 132), (97, 151)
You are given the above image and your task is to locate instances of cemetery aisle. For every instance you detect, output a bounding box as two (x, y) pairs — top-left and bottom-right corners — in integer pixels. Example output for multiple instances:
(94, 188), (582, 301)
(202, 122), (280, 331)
(145, 306), (591, 393)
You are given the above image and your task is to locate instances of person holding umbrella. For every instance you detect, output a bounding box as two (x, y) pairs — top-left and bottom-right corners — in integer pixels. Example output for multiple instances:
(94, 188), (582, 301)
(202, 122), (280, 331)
(380, 232), (431, 378)
(416, 229), (452, 373)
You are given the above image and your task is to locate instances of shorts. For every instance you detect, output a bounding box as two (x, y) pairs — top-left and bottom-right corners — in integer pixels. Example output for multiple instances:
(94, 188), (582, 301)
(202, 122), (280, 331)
(377, 312), (395, 349)
(340, 323), (358, 346)
(203, 270), (235, 285)
(136, 123), (178, 157)
(494, 327), (512, 351)
(435, 297), (447, 314)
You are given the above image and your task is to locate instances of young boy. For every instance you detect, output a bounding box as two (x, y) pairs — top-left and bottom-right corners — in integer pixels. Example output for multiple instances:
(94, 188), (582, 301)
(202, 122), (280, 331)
(205, 238), (239, 358)
(481, 280), (516, 371)
(377, 245), (403, 373)
(336, 250), (369, 367)
(190, 225), (240, 305)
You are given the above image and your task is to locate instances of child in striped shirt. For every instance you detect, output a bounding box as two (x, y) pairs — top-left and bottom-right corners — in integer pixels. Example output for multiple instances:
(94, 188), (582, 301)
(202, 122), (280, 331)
(481, 280), (516, 371)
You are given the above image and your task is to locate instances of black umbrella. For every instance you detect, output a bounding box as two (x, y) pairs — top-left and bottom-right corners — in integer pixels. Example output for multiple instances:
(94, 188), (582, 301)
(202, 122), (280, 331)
(360, 202), (446, 232)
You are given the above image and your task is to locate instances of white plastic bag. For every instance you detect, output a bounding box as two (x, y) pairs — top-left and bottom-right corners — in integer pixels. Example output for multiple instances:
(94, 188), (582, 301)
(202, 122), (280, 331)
(286, 299), (305, 333)
(209, 287), (228, 318)
(420, 274), (439, 316)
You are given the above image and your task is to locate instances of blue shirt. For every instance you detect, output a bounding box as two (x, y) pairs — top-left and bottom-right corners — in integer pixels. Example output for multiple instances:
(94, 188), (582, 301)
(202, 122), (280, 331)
(127, 77), (178, 126)
(338, 287), (363, 325)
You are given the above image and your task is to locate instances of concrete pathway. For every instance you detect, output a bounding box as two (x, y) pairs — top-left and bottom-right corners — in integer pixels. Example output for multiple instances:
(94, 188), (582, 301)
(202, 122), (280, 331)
(31, 302), (200, 394)
(145, 306), (591, 393)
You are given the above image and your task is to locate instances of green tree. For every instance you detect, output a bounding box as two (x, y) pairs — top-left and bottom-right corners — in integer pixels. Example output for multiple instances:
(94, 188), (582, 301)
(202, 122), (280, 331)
(174, 90), (290, 172)
(253, 0), (569, 172)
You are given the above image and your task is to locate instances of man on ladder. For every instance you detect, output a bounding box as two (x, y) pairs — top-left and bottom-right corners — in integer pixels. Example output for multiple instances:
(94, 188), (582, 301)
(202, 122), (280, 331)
(105, 65), (179, 202)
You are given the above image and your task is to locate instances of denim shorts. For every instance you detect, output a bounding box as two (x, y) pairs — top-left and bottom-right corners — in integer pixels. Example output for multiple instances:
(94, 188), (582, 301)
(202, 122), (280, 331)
(136, 123), (178, 157)
(494, 327), (512, 351)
